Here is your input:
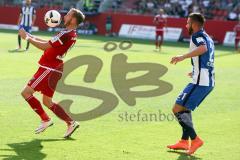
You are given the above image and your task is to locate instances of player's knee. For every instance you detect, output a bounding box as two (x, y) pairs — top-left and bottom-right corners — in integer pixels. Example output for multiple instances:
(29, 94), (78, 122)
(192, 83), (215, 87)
(172, 104), (187, 113)
(42, 99), (53, 108)
(172, 104), (180, 113)
(172, 107), (177, 114)
(21, 90), (31, 99)
(21, 90), (25, 98)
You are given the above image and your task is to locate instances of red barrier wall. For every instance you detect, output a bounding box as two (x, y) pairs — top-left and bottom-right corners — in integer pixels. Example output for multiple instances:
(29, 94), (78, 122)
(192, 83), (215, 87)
(0, 6), (238, 43)
(87, 12), (238, 43)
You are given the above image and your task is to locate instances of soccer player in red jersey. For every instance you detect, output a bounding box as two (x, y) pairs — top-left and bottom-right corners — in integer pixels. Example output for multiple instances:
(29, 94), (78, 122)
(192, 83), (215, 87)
(19, 8), (85, 138)
(153, 9), (167, 51)
(234, 20), (240, 52)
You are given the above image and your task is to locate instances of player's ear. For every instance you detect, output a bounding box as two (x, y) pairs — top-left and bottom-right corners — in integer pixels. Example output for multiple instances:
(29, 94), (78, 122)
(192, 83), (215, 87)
(71, 17), (77, 25)
(74, 17), (77, 25)
(191, 22), (196, 28)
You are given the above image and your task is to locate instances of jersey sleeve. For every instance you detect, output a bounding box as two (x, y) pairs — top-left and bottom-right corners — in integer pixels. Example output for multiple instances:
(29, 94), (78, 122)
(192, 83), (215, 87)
(192, 33), (206, 47)
(49, 33), (72, 48)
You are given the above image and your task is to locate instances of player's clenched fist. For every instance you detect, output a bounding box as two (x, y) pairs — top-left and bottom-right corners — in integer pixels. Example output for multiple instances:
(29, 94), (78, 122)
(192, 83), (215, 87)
(170, 55), (185, 64)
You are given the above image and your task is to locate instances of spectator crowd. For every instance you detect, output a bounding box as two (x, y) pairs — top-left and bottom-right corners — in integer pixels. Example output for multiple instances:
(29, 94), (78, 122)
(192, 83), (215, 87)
(130, 0), (240, 20)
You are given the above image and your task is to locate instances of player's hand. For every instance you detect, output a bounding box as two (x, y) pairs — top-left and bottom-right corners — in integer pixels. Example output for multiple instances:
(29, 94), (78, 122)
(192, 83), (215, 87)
(26, 32), (34, 39)
(170, 55), (185, 65)
(187, 72), (193, 78)
(19, 28), (27, 39)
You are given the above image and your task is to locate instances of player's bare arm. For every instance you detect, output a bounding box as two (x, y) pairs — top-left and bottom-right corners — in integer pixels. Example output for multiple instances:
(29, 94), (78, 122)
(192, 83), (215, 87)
(188, 72), (193, 78)
(27, 33), (48, 43)
(17, 14), (22, 26)
(153, 18), (157, 24)
(19, 28), (51, 51)
(170, 44), (207, 64)
(28, 38), (51, 51)
(32, 14), (36, 26)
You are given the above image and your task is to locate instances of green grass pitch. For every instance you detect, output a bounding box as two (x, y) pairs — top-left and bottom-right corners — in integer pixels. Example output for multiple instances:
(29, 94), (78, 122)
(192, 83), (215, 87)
(0, 29), (240, 160)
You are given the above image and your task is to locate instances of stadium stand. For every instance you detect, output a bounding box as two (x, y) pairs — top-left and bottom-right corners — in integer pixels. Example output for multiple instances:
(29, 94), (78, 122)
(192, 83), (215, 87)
(106, 0), (240, 21)
(1, 0), (238, 20)
(0, 0), (102, 14)
(0, 0), (238, 44)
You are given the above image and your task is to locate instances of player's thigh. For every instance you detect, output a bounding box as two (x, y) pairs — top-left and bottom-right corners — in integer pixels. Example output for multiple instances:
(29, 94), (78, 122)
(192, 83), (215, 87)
(42, 95), (53, 108)
(176, 83), (213, 111)
(186, 86), (213, 109)
(175, 83), (195, 110)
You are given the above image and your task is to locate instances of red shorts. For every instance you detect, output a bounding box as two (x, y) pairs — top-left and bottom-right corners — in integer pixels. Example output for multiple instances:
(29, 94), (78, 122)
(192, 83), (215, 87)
(156, 31), (163, 36)
(27, 67), (62, 98)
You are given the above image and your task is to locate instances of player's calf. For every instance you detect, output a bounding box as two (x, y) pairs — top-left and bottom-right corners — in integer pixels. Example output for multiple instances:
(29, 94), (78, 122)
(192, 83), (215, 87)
(22, 87), (50, 122)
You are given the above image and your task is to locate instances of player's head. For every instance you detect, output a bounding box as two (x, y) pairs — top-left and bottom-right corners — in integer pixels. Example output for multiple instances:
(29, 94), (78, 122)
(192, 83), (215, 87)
(186, 13), (205, 35)
(63, 8), (85, 28)
(26, 0), (31, 5)
(159, 9), (164, 15)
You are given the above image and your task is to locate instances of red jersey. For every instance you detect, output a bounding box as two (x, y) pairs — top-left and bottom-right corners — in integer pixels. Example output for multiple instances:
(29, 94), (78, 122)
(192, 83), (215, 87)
(234, 24), (240, 39)
(154, 14), (166, 31)
(38, 29), (77, 69)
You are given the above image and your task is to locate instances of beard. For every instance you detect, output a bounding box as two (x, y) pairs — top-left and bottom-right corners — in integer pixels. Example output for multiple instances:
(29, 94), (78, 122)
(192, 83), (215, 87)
(64, 21), (70, 27)
(64, 18), (72, 27)
(188, 25), (193, 35)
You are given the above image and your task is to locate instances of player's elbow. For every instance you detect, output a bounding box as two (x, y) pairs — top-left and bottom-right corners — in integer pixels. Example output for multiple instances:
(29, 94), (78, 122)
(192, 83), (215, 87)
(200, 45), (208, 53)
(41, 43), (51, 51)
(203, 45), (208, 52)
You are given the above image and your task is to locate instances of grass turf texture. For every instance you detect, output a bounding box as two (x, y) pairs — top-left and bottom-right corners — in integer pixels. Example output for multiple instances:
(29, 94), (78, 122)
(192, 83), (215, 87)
(0, 29), (240, 160)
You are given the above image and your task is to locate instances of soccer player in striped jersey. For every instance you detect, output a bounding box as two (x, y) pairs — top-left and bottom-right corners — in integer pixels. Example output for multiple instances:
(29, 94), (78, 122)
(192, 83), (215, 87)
(19, 8), (85, 138)
(168, 13), (215, 155)
(17, 0), (36, 51)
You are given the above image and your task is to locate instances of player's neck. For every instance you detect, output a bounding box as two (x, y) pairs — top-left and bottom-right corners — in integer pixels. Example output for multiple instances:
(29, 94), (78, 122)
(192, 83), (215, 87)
(193, 28), (203, 34)
(66, 25), (76, 30)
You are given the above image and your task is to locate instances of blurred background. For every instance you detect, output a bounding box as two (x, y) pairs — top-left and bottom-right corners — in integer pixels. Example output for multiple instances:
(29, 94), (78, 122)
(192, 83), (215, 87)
(0, 0), (239, 45)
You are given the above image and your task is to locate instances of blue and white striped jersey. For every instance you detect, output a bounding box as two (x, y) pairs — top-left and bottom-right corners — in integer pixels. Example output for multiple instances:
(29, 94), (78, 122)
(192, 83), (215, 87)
(190, 29), (215, 87)
(20, 5), (36, 27)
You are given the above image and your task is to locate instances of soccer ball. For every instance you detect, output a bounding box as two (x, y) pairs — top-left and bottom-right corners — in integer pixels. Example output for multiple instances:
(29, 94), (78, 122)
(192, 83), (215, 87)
(44, 10), (61, 27)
